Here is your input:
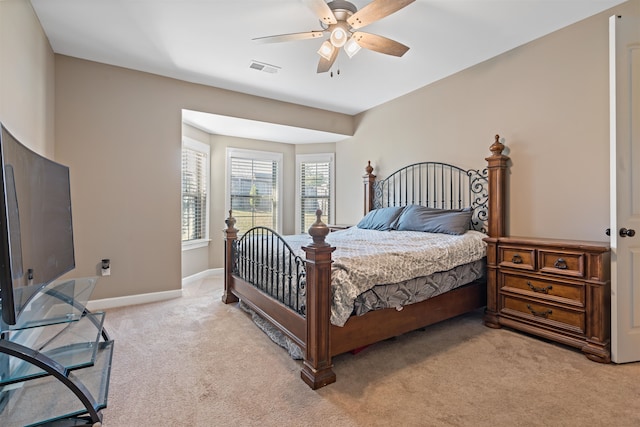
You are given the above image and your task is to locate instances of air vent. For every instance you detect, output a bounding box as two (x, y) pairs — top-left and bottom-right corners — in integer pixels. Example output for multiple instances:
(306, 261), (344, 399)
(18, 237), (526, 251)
(249, 60), (280, 74)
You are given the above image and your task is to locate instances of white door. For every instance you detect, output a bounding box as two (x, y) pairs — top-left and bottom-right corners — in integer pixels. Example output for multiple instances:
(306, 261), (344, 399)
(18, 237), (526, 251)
(610, 12), (640, 363)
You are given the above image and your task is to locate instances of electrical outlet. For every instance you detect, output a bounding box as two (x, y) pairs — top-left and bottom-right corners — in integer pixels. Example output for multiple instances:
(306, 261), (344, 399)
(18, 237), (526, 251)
(101, 258), (110, 276)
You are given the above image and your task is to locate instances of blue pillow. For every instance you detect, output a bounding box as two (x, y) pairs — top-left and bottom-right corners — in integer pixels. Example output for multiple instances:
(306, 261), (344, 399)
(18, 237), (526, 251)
(395, 205), (473, 235)
(357, 206), (405, 231)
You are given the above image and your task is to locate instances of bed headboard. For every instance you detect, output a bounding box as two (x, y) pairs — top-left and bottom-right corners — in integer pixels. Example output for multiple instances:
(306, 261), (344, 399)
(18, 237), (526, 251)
(368, 162), (489, 233)
(363, 135), (508, 236)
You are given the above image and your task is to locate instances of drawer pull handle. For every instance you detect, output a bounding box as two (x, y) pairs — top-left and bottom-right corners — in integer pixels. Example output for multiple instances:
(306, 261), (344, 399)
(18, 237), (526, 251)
(527, 282), (552, 294)
(554, 258), (568, 270)
(511, 254), (523, 264)
(527, 304), (552, 318)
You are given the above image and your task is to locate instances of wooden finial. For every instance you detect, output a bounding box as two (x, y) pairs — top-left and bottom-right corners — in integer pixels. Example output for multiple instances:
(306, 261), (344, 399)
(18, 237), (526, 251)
(225, 209), (237, 231)
(308, 209), (329, 247)
(365, 160), (374, 175)
(489, 134), (505, 156)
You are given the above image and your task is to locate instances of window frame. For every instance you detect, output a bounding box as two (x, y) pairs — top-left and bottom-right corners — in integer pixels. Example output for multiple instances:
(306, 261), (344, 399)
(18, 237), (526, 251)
(181, 137), (211, 251)
(295, 153), (335, 234)
(226, 147), (283, 234)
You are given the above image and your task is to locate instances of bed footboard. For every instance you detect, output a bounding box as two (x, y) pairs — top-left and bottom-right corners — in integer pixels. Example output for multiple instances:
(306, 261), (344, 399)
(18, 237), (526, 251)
(223, 210), (337, 389)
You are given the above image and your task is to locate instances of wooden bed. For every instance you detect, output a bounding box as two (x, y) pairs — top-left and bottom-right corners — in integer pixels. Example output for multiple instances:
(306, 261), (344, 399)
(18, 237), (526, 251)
(222, 135), (509, 389)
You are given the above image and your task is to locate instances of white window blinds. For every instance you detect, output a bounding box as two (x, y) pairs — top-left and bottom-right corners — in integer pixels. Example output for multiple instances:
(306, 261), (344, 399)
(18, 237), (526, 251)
(182, 139), (209, 243)
(296, 154), (334, 233)
(228, 149), (282, 233)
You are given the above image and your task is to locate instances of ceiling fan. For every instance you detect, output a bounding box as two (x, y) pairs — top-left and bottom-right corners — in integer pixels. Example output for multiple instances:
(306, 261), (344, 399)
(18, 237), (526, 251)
(253, 0), (415, 73)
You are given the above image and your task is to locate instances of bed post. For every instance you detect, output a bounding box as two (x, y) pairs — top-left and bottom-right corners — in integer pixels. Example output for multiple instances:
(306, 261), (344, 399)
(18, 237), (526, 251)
(484, 135), (509, 328)
(363, 161), (376, 215)
(300, 210), (336, 389)
(222, 210), (240, 304)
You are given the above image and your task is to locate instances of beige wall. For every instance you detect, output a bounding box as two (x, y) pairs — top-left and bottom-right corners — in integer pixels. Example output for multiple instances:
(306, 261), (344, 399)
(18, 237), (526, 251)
(336, 1), (637, 243)
(55, 56), (350, 299)
(0, 0), (55, 156)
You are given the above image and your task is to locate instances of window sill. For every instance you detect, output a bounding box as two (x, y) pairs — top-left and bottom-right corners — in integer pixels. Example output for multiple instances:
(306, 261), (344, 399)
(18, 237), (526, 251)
(182, 239), (210, 251)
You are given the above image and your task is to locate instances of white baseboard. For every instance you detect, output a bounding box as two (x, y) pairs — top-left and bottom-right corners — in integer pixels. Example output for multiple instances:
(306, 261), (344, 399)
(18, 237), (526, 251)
(86, 268), (223, 311)
(182, 268), (223, 285)
(86, 289), (183, 311)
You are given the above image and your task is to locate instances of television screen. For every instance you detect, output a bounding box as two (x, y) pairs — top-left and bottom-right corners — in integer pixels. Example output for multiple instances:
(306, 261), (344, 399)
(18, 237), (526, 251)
(0, 124), (75, 325)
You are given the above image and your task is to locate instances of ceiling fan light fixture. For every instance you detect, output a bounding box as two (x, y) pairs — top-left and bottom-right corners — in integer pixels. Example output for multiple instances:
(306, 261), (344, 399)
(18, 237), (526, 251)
(329, 27), (348, 48)
(344, 37), (361, 58)
(317, 40), (335, 60)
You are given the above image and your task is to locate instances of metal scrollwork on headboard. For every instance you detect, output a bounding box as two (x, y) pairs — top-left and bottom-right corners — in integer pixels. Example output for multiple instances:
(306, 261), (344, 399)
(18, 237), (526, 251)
(372, 181), (384, 210)
(372, 162), (490, 233)
(467, 168), (489, 233)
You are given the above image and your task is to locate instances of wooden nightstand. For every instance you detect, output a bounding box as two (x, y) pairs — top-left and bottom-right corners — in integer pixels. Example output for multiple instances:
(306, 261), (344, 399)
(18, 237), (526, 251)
(484, 236), (611, 363)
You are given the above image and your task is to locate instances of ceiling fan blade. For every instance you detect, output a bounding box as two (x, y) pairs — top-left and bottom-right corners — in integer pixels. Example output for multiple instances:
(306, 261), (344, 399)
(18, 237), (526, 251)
(352, 32), (409, 57)
(317, 48), (339, 73)
(347, 0), (415, 29)
(303, 0), (337, 26)
(252, 31), (325, 43)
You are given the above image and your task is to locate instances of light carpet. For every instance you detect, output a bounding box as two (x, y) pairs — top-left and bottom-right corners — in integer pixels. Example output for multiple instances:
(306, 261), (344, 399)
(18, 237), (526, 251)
(100, 275), (640, 426)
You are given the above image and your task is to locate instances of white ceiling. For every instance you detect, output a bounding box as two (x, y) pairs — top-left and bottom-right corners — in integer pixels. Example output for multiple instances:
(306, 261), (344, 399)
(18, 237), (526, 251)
(31, 0), (626, 142)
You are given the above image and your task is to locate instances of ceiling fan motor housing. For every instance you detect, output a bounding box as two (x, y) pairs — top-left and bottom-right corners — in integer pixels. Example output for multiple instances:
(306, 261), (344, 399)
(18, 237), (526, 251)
(328, 1), (358, 15)
(323, 0), (357, 27)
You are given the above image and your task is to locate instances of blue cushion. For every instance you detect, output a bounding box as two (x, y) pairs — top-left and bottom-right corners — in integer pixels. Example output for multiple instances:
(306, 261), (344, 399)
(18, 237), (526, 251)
(395, 205), (473, 235)
(356, 206), (405, 231)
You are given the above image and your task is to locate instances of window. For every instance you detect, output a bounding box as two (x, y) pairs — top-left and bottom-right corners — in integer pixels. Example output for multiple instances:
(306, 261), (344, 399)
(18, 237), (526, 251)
(296, 153), (335, 234)
(227, 148), (283, 233)
(182, 138), (210, 249)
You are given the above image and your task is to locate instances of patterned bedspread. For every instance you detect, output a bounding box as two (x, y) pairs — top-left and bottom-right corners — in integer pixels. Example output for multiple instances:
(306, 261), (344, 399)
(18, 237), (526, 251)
(353, 259), (485, 316)
(283, 227), (487, 327)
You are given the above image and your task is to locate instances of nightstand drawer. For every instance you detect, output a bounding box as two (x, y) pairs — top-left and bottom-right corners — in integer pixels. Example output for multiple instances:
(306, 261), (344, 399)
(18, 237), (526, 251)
(498, 246), (536, 270)
(500, 273), (584, 307)
(502, 296), (585, 334)
(539, 250), (584, 278)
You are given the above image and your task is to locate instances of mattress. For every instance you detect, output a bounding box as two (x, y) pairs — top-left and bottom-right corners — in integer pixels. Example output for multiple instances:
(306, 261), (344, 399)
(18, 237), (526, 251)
(282, 227), (487, 326)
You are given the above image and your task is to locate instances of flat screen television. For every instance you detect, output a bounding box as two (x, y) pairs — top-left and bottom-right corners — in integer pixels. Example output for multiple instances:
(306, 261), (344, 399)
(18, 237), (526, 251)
(0, 123), (75, 326)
